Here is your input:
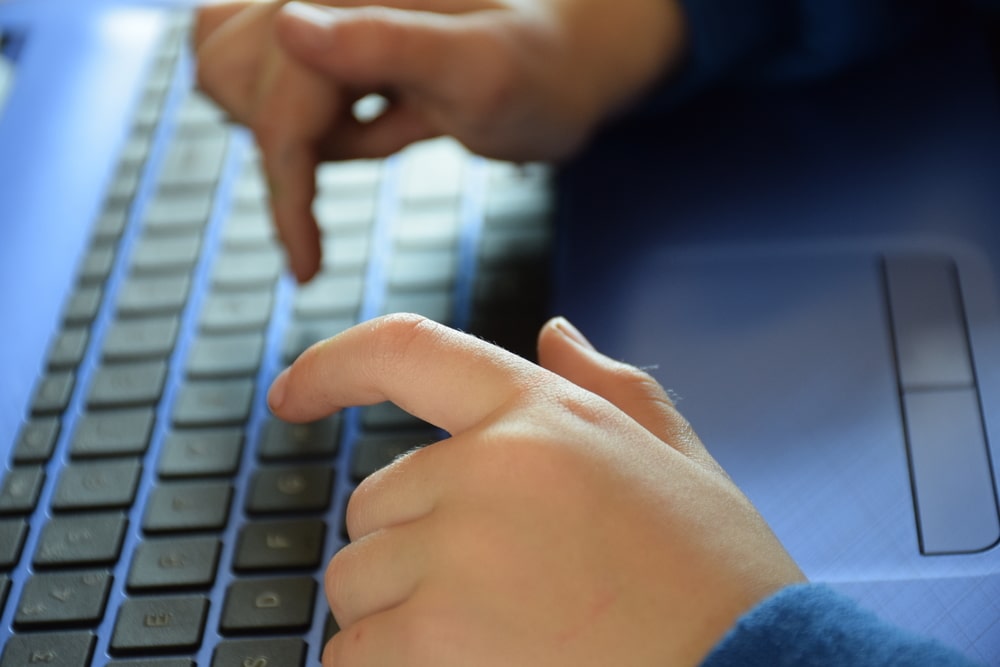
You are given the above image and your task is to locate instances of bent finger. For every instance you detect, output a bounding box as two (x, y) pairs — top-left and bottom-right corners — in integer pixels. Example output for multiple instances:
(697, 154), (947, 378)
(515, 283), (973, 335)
(192, 2), (251, 50)
(268, 314), (540, 436)
(323, 599), (425, 667)
(196, 2), (284, 124)
(537, 318), (716, 467)
(274, 4), (510, 104)
(251, 52), (335, 281)
(316, 103), (438, 161)
(326, 522), (427, 628)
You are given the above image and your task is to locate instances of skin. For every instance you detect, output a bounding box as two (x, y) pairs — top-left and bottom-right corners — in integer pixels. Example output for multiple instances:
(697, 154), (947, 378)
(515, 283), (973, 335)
(194, 0), (688, 281)
(198, 6), (805, 662)
(268, 314), (805, 666)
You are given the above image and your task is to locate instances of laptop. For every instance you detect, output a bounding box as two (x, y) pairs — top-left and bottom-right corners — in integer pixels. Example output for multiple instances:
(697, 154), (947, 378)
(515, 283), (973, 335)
(0, 2), (553, 665)
(0, 1), (997, 665)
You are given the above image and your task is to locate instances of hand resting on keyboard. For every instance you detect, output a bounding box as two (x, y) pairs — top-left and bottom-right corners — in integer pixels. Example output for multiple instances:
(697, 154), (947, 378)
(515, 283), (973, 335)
(267, 313), (805, 667)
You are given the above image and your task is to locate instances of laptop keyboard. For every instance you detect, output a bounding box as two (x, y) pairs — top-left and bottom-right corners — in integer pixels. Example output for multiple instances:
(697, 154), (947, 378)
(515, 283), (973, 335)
(0, 13), (551, 666)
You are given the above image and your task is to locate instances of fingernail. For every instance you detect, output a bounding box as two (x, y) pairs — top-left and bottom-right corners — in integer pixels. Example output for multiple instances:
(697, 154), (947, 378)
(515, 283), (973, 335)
(552, 316), (595, 351)
(268, 369), (290, 412)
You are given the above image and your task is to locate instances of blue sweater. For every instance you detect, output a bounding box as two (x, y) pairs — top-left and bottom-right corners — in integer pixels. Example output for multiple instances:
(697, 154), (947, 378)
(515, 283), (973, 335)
(667, 2), (997, 665)
(702, 585), (980, 666)
(669, 0), (1000, 100)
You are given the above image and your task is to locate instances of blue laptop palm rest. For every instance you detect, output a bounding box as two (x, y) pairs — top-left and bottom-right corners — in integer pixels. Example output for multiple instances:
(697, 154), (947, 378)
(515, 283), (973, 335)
(555, 16), (1000, 661)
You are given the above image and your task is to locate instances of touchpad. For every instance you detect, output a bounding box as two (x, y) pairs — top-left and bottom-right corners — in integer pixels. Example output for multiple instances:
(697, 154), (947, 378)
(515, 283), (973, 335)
(594, 248), (999, 578)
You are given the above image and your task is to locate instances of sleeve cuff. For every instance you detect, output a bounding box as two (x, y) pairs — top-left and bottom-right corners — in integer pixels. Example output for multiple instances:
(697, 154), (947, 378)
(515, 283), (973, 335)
(700, 584), (981, 667)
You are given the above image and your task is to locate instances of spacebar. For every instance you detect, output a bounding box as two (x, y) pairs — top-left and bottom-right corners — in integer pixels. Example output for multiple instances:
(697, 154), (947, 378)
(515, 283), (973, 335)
(904, 388), (1000, 554)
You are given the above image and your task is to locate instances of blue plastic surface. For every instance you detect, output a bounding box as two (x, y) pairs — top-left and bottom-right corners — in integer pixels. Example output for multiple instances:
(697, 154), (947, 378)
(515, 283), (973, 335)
(555, 17), (1000, 663)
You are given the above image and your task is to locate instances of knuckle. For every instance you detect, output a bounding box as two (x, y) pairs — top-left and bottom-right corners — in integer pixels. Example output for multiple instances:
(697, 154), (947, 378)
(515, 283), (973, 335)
(342, 475), (378, 541)
(464, 36), (521, 122)
(328, 8), (400, 79)
(323, 613), (368, 665)
(546, 387), (613, 428)
(366, 313), (442, 376)
(324, 548), (351, 617)
(609, 362), (674, 406)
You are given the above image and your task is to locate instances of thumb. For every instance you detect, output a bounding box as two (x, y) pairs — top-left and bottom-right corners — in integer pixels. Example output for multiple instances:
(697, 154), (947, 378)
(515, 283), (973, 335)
(538, 317), (719, 469)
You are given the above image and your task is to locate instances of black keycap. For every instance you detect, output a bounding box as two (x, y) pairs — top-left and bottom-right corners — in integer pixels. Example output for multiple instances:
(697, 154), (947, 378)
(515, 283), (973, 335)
(109, 163), (141, 201)
(219, 577), (316, 634)
(360, 401), (432, 432)
(257, 416), (340, 461)
(172, 380), (254, 427)
(144, 189), (214, 234)
(293, 275), (364, 319)
(14, 570), (112, 628)
(71, 409), (155, 458)
(117, 275), (191, 317)
(246, 466), (333, 515)
(1, 575), (9, 612)
(64, 285), (103, 325)
(110, 660), (194, 667)
(131, 233), (202, 275)
(0, 466), (46, 515)
(350, 432), (437, 482)
(87, 361), (167, 409)
(388, 248), (458, 291)
(0, 630), (95, 667)
(158, 429), (243, 478)
(103, 316), (179, 361)
(110, 595), (208, 654)
(51, 459), (142, 511)
(200, 290), (274, 333)
(177, 91), (228, 131)
(143, 482), (232, 533)
(48, 328), (90, 370)
(31, 372), (76, 416)
(212, 638), (306, 667)
(233, 519), (325, 572)
(212, 249), (282, 289)
(0, 518), (28, 568)
(94, 204), (129, 240)
(13, 418), (61, 463)
(281, 317), (354, 364)
(158, 129), (228, 190)
(380, 290), (453, 324)
(127, 536), (221, 591)
(221, 208), (273, 249)
(319, 232), (371, 274)
(34, 513), (128, 567)
(78, 243), (116, 284)
(186, 333), (264, 378)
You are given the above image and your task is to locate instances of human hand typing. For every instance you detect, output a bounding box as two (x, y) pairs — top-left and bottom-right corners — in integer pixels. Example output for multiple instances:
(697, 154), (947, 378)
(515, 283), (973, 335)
(267, 314), (804, 666)
(194, 0), (687, 282)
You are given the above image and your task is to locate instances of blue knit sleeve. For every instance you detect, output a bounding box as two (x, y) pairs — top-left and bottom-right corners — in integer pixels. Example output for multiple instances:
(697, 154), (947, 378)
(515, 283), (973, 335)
(700, 584), (981, 667)
(648, 0), (997, 107)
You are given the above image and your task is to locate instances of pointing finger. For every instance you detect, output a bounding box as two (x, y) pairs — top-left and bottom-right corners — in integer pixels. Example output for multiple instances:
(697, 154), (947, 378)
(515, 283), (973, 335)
(192, 2), (252, 51)
(268, 314), (539, 436)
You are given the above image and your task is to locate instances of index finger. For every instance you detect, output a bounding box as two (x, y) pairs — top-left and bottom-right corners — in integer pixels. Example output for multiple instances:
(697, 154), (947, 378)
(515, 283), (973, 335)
(267, 313), (540, 435)
(192, 2), (252, 51)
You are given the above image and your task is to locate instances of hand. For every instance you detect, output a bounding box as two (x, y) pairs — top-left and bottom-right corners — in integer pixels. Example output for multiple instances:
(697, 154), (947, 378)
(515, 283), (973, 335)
(267, 314), (805, 666)
(194, 0), (688, 282)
